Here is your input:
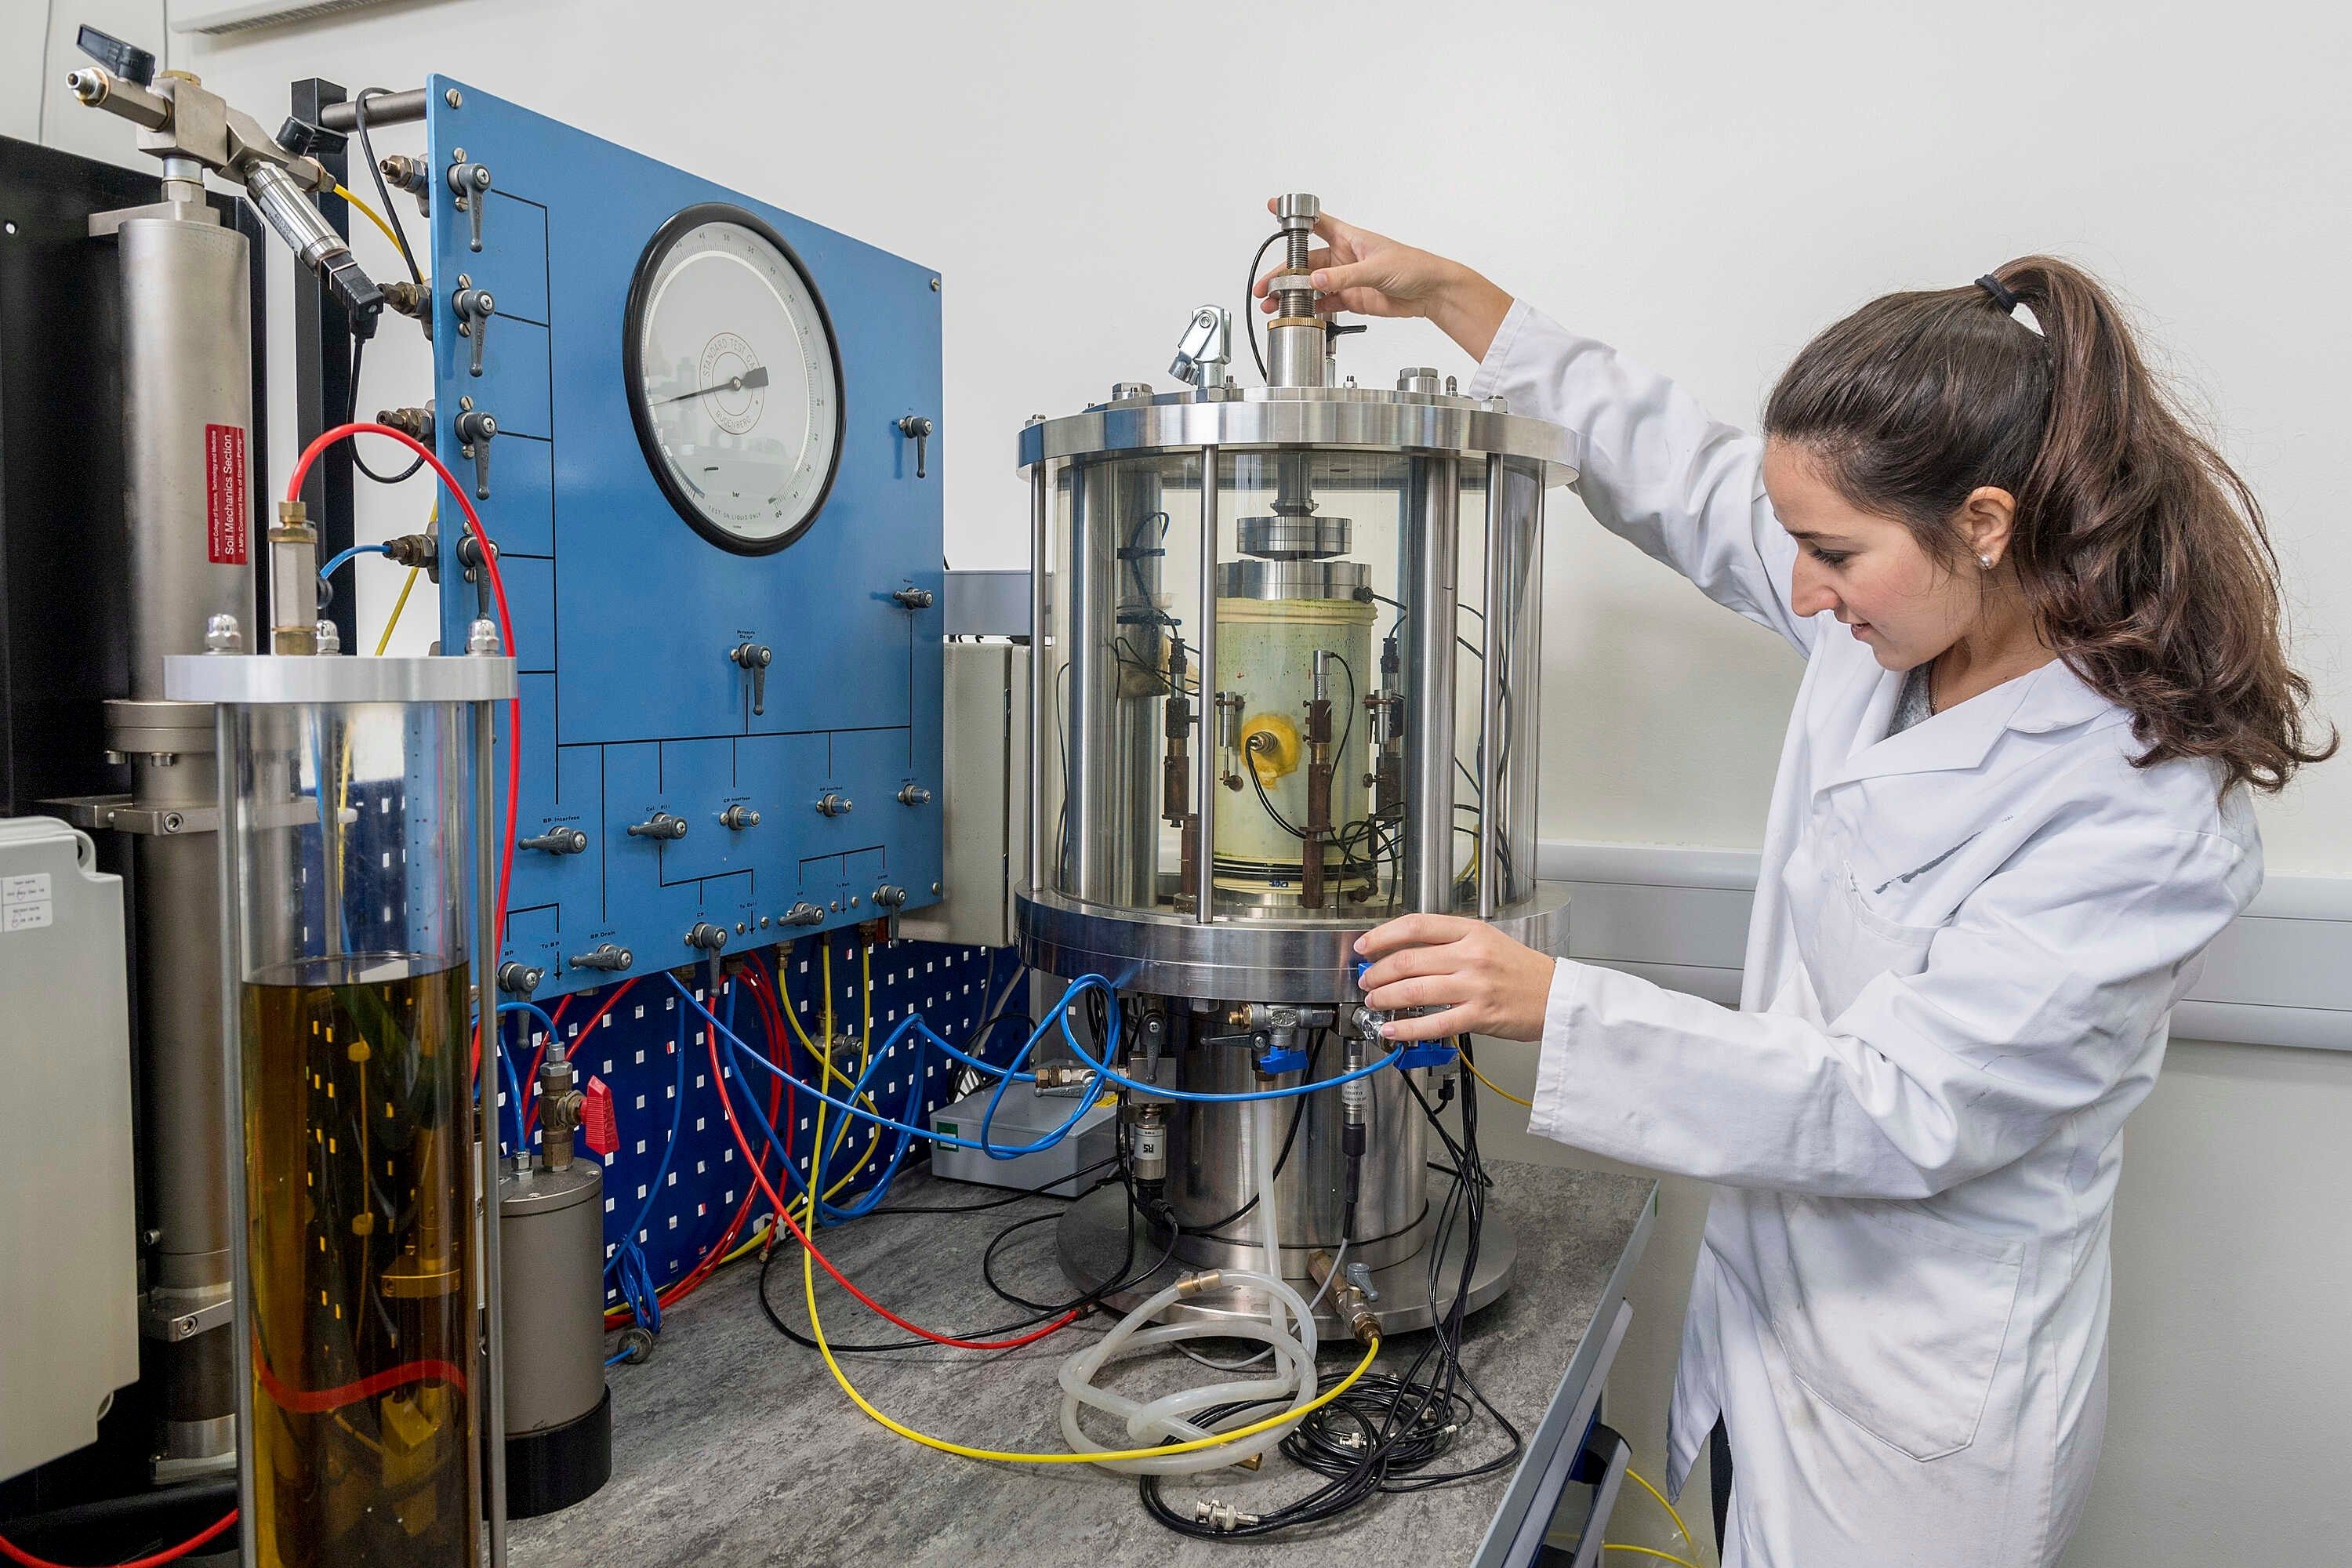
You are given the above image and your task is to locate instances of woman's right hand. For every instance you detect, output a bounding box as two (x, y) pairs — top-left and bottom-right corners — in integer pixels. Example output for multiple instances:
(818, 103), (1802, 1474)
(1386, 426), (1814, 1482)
(1253, 203), (1514, 361)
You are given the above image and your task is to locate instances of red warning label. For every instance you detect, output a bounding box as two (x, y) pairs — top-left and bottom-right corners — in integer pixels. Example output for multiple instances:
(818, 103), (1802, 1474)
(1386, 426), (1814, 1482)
(205, 423), (248, 566)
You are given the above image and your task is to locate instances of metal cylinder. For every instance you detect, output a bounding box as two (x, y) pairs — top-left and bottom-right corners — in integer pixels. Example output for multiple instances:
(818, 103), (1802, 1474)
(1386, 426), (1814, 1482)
(1267, 322), (1325, 389)
(318, 88), (427, 132)
(1192, 447), (1219, 921)
(114, 210), (256, 1475)
(496, 1160), (609, 1519)
(172, 651), (514, 1568)
(1160, 1018), (1430, 1275)
(1401, 455), (1461, 911)
(1065, 461), (1137, 902)
(238, 162), (346, 279)
(1112, 465), (1165, 906)
(1026, 456), (1050, 891)
(118, 216), (254, 698)
(498, 1168), (604, 1433)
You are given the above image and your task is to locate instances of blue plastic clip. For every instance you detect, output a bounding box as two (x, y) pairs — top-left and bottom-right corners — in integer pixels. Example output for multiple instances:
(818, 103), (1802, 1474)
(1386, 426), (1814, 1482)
(1395, 1040), (1459, 1070)
(1353, 958), (1373, 989)
(1255, 1040), (1308, 1076)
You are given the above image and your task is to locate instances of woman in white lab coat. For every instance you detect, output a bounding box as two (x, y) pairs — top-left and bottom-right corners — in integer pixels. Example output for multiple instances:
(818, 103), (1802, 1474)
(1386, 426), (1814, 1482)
(1270, 214), (2336, 1566)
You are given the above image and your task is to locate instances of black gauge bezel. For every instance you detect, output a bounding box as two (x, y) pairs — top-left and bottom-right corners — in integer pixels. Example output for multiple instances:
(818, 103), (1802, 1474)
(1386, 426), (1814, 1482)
(622, 201), (846, 556)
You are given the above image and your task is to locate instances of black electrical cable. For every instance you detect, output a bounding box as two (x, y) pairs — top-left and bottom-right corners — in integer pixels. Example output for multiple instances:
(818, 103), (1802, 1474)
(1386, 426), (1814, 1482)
(351, 88), (423, 287)
(977, 1143), (1182, 1317)
(1326, 647), (1357, 766)
(866, 1156), (1115, 1217)
(346, 335), (426, 485)
(759, 1164), (1177, 1353)
(1247, 754), (1309, 840)
(1243, 230), (1283, 382)
(1136, 1037), (1520, 1539)
(346, 88), (426, 486)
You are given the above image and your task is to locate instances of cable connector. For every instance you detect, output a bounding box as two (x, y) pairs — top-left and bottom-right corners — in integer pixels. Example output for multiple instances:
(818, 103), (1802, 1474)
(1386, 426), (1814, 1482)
(1193, 1500), (1261, 1533)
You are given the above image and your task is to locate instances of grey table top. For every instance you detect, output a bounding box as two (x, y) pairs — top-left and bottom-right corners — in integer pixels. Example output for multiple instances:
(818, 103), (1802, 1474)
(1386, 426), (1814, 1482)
(510, 1161), (1657, 1568)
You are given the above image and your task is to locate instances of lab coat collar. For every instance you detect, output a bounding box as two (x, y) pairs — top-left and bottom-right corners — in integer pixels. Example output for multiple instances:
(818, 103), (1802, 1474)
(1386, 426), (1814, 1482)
(1824, 657), (2119, 789)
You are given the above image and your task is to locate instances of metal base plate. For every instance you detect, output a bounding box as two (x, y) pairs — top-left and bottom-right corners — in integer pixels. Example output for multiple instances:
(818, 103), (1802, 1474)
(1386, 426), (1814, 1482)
(1017, 881), (1572, 1004)
(1055, 1181), (1515, 1337)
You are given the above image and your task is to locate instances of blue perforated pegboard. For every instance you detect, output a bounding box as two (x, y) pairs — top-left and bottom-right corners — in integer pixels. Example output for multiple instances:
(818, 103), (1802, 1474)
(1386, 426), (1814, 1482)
(495, 933), (1022, 1303)
(424, 78), (945, 1002)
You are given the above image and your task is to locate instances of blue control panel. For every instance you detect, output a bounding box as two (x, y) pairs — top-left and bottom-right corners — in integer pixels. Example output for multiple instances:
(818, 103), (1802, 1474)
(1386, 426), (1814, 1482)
(425, 78), (944, 1000)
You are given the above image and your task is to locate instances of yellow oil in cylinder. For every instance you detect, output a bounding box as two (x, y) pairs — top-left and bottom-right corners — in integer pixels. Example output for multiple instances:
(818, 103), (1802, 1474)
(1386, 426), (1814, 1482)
(242, 956), (477, 1568)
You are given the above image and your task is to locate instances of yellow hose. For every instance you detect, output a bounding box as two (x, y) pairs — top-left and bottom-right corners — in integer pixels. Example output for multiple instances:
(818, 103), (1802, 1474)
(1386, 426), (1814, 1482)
(332, 183), (404, 256)
(799, 1236), (1379, 1464)
(1465, 1057), (1534, 1109)
(1628, 1465), (1695, 1550)
(372, 568), (420, 656)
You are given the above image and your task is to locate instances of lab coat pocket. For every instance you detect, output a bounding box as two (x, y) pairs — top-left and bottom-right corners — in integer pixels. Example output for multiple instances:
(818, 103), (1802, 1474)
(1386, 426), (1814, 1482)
(1755, 1195), (2027, 1462)
(1802, 859), (1941, 1021)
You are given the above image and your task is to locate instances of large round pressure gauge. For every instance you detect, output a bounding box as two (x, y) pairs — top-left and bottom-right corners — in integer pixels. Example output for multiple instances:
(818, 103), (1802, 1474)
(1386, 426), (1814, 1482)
(623, 204), (844, 554)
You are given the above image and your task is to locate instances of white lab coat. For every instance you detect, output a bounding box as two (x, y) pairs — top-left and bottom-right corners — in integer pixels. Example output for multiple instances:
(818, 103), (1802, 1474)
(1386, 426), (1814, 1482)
(1469, 303), (2262, 1566)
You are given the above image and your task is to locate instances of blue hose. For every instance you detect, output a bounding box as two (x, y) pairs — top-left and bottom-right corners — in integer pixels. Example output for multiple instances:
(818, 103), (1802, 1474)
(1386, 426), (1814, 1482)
(674, 974), (1107, 1159)
(318, 542), (392, 581)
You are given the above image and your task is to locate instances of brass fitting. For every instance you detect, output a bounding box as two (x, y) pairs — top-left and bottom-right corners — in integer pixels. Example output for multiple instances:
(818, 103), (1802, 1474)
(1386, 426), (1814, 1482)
(1308, 1250), (1380, 1347)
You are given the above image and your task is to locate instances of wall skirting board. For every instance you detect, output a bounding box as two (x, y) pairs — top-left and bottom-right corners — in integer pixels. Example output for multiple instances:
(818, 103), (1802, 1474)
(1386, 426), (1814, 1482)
(1538, 840), (2352, 1052)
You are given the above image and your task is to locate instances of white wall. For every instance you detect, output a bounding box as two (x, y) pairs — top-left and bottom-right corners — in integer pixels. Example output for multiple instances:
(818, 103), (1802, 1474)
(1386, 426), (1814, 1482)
(14, 2), (2346, 1561)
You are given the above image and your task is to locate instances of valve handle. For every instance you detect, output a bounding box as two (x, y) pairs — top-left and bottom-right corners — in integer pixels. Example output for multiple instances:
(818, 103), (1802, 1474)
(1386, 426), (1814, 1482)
(896, 414), (934, 479)
(452, 286), (494, 378)
(75, 25), (155, 87)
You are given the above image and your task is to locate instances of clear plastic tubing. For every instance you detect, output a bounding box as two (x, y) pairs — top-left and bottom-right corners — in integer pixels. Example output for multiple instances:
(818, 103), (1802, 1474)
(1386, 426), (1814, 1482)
(1057, 1100), (1320, 1474)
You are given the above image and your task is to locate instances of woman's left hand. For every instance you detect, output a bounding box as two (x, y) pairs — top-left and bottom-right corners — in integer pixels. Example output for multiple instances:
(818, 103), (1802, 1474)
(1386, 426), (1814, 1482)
(1353, 915), (1557, 1043)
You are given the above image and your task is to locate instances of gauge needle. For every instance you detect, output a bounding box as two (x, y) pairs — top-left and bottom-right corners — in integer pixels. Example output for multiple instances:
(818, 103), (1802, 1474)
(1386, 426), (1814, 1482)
(651, 365), (770, 406)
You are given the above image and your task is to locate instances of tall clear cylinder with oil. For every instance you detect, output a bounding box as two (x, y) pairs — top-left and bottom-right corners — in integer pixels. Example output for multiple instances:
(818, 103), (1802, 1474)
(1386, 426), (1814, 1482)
(172, 652), (515, 1568)
(1018, 196), (1574, 1330)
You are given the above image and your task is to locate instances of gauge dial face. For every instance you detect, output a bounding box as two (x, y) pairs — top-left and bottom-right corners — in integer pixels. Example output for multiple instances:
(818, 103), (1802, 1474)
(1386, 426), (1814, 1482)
(624, 205), (844, 554)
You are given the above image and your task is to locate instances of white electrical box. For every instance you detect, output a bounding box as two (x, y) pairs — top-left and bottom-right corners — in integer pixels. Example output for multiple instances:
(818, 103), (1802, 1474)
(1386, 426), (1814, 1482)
(898, 640), (1028, 949)
(0, 818), (138, 1483)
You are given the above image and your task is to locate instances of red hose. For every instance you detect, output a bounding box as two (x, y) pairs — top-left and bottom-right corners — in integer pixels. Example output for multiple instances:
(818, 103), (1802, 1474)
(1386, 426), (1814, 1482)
(255, 1348), (468, 1415)
(516, 993), (572, 1138)
(606, 978), (787, 1327)
(284, 422), (519, 1083)
(700, 1003), (1083, 1352)
(0, 1512), (237, 1568)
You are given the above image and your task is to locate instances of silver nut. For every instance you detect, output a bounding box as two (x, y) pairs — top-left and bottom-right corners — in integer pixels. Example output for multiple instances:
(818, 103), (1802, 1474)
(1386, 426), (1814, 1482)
(466, 617), (501, 655)
(445, 88), (463, 107)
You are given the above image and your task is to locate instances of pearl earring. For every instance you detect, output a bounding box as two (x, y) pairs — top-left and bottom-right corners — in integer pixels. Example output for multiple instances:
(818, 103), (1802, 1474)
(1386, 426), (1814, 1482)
(1977, 554), (1995, 570)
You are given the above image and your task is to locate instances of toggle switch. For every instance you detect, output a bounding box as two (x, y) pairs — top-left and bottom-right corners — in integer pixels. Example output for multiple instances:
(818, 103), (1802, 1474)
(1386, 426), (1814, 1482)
(521, 826), (588, 855)
(570, 943), (633, 972)
(815, 792), (852, 818)
(626, 811), (688, 840)
(718, 803), (760, 831)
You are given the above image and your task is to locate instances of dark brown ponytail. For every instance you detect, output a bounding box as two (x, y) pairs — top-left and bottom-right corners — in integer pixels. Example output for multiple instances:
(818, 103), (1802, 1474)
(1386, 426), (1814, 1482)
(1764, 256), (2333, 794)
